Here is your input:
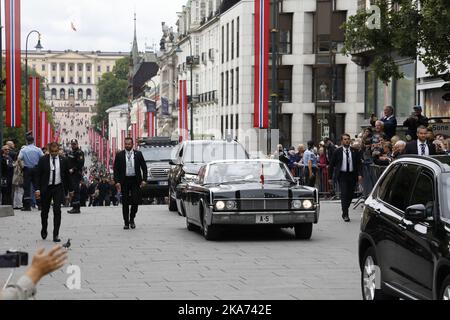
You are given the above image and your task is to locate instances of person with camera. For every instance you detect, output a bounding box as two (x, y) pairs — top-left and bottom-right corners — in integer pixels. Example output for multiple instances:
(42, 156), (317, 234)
(403, 106), (429, 141)
(0, 246), (68, 300)
(34, 143), (72, 243)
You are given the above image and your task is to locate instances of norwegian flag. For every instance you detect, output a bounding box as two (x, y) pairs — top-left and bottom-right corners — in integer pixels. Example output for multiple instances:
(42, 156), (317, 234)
(147, 112), (155, 138)
(5, 0), (22, 128)
(254, 0), (270, 129)
(29, 77), (40, 143)
(179, 80), (189, 142)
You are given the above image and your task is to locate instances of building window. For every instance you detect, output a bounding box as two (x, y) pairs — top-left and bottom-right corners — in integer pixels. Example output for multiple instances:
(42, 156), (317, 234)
(52, 63), (57, 72)
(237, 17), (240, 58)
(87, 77), (91, 84)
(226, 71), (229, 106)
(60, 89), (66, 100)
(231, 20), (234, 60)
(395, 63), (415, 118)
(279, 13), (293, 54)
(69, 77), (74, 84)
(97, 65), (101, 72)
(78, 64), (83, 72)
(86, 89), (92, 99)
(78, 77), (83, 84)
(230, 69), (234, 105)
(51, 88), (57, 99)
(236, 67), (239, 104)
(221, 115), (224, 136)
(78, 89), (83, 100)
(221, 72), (224, 106)
(60, 63), (65, 72)
(221, 26), (225, 64)
(42, 64), (46, 72)
(61, 77), (65, 84)
(313, 65), (346, 103)
(52, 76), (56, 84)
(87, 64), (91, 72)
(107, 66), (111, 72)
(269, 66), (293, 103)
(226, 23), (229, 62)
(69, 64), (74, 72)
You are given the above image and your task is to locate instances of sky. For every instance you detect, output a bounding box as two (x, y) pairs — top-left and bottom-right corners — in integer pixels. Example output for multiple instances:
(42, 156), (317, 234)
(14, 0), (187, 52)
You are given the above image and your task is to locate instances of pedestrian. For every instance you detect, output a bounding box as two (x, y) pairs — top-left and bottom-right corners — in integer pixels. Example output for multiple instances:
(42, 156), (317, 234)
(392, 140), (407, 159)
(404, 126), (437, 156)
(328, 134), (363, 223)
(370, 106), (397, 140)
(34, 142), (72, 243)
(403, 106), (429, 141)
(113, 138), (147, 230)
(303, 141), (318, 188)
(1, 145), (14, 205)
(12, 158), (24, 210)
(80, 181), (88, 207)
(18, 136), (44, 211)
(67, 139), (85, 214)
(6, 141), (18, 161)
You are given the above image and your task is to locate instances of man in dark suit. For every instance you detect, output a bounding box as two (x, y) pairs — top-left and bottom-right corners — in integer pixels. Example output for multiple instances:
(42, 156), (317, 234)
(328, 134), (363, 223)
(405, 125), (437, 156)
(113, 138), (147, 230)
(34, 143), (72, 243)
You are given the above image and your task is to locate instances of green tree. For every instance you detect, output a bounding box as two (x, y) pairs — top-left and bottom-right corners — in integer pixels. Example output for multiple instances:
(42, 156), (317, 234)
(342, 0), (450, 84)
(92, 56), (130, 131)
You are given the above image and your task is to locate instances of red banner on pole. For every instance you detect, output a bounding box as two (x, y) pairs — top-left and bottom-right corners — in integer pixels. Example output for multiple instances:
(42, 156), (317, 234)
(39, 112), (49, 148)
(254, 0), (270, 129)
(5, 0), (22, 128)
(179, 80), (188, 142)
(29, 76), (40, 142)
(131, 124), (137, 148)
(147, 112), (155, 138)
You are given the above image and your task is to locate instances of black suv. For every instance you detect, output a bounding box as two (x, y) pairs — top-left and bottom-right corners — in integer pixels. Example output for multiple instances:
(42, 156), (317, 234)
(138, 137), (178, 203)
(360, 155), (450, 300)
(168, 140), (249, 214)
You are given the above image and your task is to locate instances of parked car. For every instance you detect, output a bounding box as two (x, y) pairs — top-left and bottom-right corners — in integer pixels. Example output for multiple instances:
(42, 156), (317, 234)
(360, 155), (450, 300)
(168, 140), (249, 214)
(138, 137), (178, 203)
(178, 159), (320, 241)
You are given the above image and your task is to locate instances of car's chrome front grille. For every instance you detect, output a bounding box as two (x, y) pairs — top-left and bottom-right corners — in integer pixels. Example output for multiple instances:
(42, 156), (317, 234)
(150, 168), (170, 179)
(239, 199), (290, 211)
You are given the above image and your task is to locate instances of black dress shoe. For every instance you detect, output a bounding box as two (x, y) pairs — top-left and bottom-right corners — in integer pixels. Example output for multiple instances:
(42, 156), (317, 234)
(21, 208), (32, 212)
(68, 209), (81, 214)
(41, 230), (48, 240)
(130, 222), (136, 229)
(343, 216), (351, 223)
(53, 237), (61, 243)
(124, 226), (130, 230)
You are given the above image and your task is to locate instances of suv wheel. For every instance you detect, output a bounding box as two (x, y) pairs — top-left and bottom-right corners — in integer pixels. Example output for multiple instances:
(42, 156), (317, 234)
(440, 276), (450, 300)
(361, 248), (398, 300)
(294, 223), (313, 240)
(202, 212), (219, 241)
(168, 188), (177, 212)
(186, 218), (197, 231)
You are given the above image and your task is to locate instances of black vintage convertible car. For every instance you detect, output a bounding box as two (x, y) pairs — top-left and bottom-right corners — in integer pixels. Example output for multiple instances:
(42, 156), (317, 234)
(177, 159), (320, 241)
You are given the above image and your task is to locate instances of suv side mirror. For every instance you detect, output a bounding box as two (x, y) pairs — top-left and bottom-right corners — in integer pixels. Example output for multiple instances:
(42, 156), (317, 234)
(405, 204), (427, 222)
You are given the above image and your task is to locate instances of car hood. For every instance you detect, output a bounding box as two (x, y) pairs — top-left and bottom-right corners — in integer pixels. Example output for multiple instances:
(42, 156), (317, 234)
(209, 182), (316, 200)
(183, 163), (205, 175)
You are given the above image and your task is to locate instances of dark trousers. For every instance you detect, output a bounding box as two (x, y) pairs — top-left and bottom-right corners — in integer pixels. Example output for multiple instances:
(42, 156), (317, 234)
(41, 184), (64, 237)
(70, 174), (81, 209)
(305, 167), (318, 188)
(1, 186), (12, 205)
(338, 172), (357, 217)
(122, 177), (141, 226)
(23, 167), (39, 209)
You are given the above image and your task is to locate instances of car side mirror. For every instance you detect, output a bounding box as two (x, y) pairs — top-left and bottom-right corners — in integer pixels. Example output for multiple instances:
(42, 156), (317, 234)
(169, 160), (176, 166)
(405, 204), (427, 222)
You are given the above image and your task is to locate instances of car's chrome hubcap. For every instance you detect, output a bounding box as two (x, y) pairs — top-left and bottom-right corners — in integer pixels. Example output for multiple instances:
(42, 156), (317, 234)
(363, 256), (377, 300)
(443, 286), (450, 300)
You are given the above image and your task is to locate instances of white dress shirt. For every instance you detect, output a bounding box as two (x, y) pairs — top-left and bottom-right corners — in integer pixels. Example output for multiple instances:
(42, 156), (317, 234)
(417, 140), (429, 156)
(341, 147), (354, 173)
(126, 151), (136, 177)
(49, 156), (62, 186)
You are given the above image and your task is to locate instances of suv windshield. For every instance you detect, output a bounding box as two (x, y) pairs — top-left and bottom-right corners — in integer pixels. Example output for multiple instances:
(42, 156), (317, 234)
(183, 143), (248, 163)
(141, 147), (175, 162)
(441, 173), (450, 219)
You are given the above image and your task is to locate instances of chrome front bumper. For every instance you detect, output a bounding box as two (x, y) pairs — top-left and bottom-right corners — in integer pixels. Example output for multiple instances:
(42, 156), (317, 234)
(211, 210), (319, 225)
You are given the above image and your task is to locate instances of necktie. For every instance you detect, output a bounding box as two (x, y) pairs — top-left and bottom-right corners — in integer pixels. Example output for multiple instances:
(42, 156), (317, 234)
(421, 144), (426, 156)
(52, 157), (56, 185)
(346, 149), (350, 173)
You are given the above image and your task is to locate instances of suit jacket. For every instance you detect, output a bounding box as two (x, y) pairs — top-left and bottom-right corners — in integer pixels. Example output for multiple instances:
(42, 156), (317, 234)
(328, 147), (363, 181)
(405, 141), (437, 156)
(34, 155), (71, 194)
(113, 150), (148, 186)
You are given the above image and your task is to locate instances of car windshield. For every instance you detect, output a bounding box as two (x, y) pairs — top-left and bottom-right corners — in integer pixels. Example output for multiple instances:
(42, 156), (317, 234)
(441, 173), (450, 219)
(183, 143), (248, 164)
(141, 147), (175, 162)
(205, 161), (294, 184)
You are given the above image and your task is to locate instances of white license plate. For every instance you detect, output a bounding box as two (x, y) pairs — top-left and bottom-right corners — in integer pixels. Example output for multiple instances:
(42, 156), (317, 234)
(256, 215), (274, 224)
(159, 181), (169, 186)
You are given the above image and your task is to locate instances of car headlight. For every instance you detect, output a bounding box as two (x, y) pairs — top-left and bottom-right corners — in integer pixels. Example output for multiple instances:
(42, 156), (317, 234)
(226, 201), (237, 210)
(215, 201), (225, 211)
(183, 174), (197, 182)
(292, 200), (303, 210)
(302, 200), (314, 210)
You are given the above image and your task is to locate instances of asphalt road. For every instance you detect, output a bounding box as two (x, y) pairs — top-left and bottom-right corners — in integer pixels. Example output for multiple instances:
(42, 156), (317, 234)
(0, 202), (363, 300)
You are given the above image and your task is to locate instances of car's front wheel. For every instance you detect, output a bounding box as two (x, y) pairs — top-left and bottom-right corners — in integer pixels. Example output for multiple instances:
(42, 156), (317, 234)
(440, 276), (450, 300)
(168, 188), (177, 212)
(294, 223), (313, 240)
(186, 218), (197, 231)
(361, 247), (398, 300)
(202, 212), (220, 241)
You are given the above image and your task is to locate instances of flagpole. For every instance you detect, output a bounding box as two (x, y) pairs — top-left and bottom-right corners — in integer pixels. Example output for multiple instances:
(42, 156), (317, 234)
(25, 30), (41, 133)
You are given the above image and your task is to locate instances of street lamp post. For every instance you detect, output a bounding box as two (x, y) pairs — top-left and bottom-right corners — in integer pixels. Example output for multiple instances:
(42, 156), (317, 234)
(25, 30), (43, 133)
(175, 36), (194, 141)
